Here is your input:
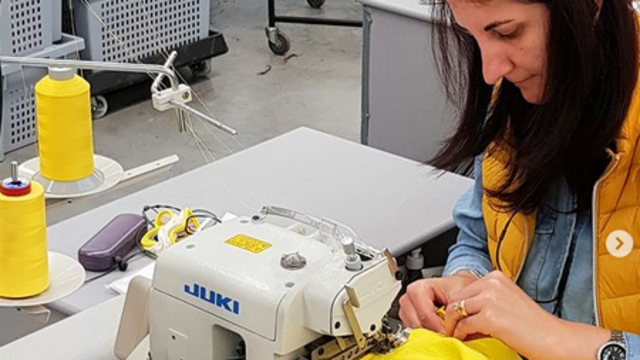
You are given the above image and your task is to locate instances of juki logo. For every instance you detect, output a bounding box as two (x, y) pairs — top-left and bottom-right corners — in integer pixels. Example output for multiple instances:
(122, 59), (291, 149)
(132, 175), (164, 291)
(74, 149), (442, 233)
(184, 283), (241, 315)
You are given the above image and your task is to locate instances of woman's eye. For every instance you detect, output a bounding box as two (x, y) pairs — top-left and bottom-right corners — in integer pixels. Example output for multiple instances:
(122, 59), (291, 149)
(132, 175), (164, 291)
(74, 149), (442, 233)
(495, 29), (520, 40)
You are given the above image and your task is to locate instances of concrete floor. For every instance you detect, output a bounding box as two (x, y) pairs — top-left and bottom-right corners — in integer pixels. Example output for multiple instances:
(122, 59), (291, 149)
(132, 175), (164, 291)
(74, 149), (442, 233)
(0, 0), (363, 226)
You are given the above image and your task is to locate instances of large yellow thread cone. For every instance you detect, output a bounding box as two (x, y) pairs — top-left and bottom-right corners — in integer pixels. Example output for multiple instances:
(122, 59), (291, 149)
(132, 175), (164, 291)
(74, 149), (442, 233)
(0, 181), (49, 298)
(35, 73), (94, 181)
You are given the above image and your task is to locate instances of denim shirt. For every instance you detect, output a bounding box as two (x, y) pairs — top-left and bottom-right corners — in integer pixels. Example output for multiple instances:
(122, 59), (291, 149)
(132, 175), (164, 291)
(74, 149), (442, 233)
(442, 156), (640, 358)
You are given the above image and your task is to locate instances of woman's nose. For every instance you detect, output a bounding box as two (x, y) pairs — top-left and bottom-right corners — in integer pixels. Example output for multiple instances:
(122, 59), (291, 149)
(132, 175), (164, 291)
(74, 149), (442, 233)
(480, 45), (515, 85)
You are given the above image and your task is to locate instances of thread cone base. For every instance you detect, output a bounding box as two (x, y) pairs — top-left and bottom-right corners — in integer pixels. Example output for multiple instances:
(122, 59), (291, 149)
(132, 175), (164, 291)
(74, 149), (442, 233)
(18, 155), (124, 199)
(0, 252), (85, 307)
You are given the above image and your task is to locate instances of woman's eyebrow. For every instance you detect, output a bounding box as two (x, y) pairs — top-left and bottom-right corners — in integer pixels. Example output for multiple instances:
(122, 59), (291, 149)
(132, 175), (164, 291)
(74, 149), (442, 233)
(484, 19), (515, 32)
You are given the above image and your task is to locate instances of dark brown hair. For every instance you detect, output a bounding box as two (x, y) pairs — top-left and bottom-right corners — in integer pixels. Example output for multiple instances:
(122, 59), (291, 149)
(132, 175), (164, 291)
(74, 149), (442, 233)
(429, 0), (639, 213)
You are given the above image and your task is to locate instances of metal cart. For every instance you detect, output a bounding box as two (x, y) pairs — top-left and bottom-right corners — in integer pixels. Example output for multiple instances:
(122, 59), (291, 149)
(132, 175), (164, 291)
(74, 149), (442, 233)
(266, 0), (363, 55)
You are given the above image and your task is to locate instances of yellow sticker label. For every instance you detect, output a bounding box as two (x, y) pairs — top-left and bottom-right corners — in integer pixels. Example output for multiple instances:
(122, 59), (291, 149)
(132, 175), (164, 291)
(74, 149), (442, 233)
(225, 234), (272, 254)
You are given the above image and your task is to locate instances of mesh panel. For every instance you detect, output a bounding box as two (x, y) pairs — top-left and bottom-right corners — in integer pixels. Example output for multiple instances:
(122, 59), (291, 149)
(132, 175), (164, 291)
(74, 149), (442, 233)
(7, 85), (37, 150)
(9, 0), (45, 55)
(99, 0), (202, 62)
(1, 34), (83, 158)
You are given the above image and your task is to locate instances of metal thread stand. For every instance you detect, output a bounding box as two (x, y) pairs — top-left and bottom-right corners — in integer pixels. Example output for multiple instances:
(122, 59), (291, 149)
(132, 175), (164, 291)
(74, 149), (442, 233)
(265, 0), (363, 55)
(84, 31), (228, 119)
(62, 0), (228, 119)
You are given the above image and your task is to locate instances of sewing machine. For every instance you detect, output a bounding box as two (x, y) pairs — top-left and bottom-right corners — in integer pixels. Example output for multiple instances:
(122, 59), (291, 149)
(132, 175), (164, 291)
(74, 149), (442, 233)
(115, 207), (407, 360)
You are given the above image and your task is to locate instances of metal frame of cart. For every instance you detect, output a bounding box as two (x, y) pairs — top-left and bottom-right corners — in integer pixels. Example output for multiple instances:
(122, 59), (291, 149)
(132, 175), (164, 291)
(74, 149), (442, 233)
(265, 0), (363, 55)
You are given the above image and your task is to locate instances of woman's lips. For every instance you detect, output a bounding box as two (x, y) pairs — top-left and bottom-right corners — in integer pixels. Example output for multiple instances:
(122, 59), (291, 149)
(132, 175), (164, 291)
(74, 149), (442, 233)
(511, 75), (534, 87)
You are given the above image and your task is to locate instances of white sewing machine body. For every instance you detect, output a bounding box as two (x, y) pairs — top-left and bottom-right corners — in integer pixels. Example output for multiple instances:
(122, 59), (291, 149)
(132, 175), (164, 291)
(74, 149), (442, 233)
(144, 214), (402, 360)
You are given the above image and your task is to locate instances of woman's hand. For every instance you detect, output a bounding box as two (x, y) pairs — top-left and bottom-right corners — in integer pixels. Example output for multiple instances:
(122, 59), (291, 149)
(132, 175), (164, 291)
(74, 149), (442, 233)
(398, 272), (478, 332)
(444, 270), (610, 360)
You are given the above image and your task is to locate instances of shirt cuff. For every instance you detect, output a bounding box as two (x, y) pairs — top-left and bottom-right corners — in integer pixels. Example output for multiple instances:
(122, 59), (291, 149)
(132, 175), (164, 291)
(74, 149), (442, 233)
(624, 332), (640, 360)
(443, 263), (491, 279)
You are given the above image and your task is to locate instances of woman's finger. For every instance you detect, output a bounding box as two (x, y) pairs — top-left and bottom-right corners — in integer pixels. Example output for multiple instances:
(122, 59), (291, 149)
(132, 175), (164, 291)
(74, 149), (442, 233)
(448, 277), (486, 303)
(406, 283), (447, 332)
(398, 295), (422, 329)
(452, 313), (487, 341)
(444, 296), (480, 336)
(450, 271), (513, 301)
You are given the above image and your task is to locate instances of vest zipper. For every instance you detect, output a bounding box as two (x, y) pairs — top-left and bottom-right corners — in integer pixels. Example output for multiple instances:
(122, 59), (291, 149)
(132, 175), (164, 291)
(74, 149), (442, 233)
(591, 152), (620, 327)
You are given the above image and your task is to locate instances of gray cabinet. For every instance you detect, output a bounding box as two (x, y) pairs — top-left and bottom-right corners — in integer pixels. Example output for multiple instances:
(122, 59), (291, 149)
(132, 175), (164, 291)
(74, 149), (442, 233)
(361, 0), (454, 163)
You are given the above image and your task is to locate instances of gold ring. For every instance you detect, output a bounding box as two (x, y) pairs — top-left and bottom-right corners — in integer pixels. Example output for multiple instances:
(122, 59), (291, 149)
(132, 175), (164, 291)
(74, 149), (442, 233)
(454, 299), (469, 318)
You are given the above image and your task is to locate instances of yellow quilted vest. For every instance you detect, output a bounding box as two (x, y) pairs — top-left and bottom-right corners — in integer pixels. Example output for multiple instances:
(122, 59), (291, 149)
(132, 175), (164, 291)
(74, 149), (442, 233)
(482, 88), (640, 333)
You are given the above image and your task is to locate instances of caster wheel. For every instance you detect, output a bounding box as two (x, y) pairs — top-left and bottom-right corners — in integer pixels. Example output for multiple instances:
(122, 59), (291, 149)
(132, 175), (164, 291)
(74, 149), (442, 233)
(307, 0), (325, 8)
(268, 32), (291, 56)
(190, 60), (212, 78)
(91, 95), (108, 119)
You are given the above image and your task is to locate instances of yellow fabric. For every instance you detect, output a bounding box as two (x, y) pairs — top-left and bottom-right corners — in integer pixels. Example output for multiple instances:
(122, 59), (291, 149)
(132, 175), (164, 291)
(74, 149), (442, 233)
(362, 329), (522, 360)
(481, 76), (640, 333)
(0, 182), (49, 298)
(35, 74), (94, 181)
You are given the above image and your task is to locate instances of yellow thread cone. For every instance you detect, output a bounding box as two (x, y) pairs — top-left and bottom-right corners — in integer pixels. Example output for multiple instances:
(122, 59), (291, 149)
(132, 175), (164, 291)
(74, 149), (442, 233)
(0, 181), (49, 298)
(35, 73), (94, 181)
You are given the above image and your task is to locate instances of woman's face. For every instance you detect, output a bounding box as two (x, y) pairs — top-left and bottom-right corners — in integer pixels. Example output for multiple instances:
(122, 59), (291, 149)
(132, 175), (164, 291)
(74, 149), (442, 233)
(448, 0), (550, 104)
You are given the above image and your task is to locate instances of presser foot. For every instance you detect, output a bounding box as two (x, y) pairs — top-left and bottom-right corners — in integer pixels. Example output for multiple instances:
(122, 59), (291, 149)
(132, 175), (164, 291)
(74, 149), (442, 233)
(308, 325), (410, 360)
(309, 335), (376, 360)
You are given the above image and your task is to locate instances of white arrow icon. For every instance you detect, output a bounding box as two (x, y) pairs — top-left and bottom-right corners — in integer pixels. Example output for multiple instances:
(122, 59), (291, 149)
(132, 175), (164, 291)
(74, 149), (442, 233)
(606, 230), (634, 258)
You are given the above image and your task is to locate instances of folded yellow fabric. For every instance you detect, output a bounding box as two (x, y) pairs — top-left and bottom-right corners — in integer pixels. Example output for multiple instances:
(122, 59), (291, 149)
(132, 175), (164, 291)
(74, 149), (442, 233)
(361, 329), (522, 360)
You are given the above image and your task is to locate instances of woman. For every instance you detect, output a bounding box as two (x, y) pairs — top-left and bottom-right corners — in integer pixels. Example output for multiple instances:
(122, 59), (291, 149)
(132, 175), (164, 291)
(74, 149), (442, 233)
(398, 0), (640, 359)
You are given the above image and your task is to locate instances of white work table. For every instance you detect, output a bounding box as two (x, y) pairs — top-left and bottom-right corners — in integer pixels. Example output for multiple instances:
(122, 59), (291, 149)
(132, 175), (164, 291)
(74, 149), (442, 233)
(0, 127), (472, 358)
(0, 296), (124, 360)
(44, 127), (471, 315)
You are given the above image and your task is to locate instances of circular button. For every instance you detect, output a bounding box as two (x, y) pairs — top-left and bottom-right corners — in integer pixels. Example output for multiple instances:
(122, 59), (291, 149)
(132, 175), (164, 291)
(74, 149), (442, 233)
(606, 230), (634, 258)
(280, 252), (306, 270)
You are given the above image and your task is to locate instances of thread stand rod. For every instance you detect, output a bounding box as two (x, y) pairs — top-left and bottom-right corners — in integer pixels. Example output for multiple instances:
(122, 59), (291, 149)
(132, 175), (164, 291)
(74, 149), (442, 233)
(170, 101), (238, 135)
(10, 162), (18, 183)
(151, 51), (178, 94)
(0, 56), (179, 90)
